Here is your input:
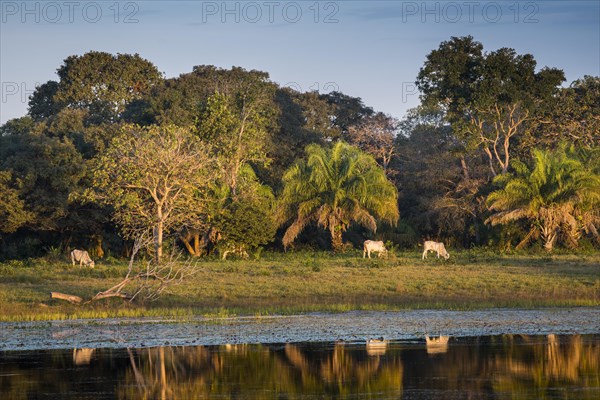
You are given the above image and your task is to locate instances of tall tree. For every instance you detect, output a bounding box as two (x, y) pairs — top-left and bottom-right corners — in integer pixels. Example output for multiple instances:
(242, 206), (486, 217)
(196, 89), (276, 195)
(54, 52), (162, 123)
(277, 141), (398, 252)
(486, 145), (600, 251)
(192, 68), (279, 195)
(92, 125), (215, 260)
(260, 88), (335, 188)
(417, 36), (565, 176)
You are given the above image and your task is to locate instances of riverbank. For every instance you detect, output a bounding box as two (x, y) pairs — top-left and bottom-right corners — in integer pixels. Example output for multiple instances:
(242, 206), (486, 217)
(1, 308), (599, 350)
(0, 251), (599, 322)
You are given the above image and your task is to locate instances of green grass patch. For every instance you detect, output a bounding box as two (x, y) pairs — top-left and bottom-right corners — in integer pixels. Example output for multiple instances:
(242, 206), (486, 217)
(0, 250), (599, 321)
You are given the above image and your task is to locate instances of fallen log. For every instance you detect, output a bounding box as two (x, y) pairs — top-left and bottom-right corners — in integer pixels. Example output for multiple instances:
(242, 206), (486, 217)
(50, 292), (83, 304)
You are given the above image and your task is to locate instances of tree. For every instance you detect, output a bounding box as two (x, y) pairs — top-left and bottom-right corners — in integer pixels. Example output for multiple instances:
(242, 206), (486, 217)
(0, 171), (33, 235)
(277, 141), (399, 252)
(486, 145), (600, 251)
(531, 76), (600, 150)
(395, 106), (488, 245)
(54, 52), (163, 123)
(0, 133), (84, 232)
(257, 88), (334, 189)
(92, 125), (215, 261)
(213, 165), (277, 258)
(196, 89), (276, 195)
(320, 91), (374, 137)
(417, 36), (565, 176)
(28, 80), (62, 121)
(192, 67), (279, 196)
(347, 112), (399, 176)
(0, 116), (36, 136)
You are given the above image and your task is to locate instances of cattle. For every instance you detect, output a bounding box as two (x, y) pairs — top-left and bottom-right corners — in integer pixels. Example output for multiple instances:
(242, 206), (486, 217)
(70, 249), (95, 268)
(363, 240), (388, 259)
(422, 241), (450, 259)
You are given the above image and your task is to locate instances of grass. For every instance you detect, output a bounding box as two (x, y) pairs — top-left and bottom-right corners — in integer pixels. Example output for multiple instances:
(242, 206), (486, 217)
(0, 249), (599, 322)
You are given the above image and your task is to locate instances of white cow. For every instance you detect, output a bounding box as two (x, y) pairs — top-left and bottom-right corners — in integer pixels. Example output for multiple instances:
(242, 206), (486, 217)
(422, 241), (450, 259)
(71, 249), (95, 268)
(363, 240), (388, 259)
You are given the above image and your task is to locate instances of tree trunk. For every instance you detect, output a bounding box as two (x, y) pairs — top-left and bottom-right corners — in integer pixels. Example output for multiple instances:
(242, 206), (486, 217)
(154, 223), (163, 262)
(193, 232), (201, 256)
(484, 147), (497, 177)
(330, 225), (343, 253)
(460, 156), (470, 180)
(543, 233), (557, 252)
(92, 235), (104, 259)
(51, 292), (82, 304)
(180, 235), (195, 256)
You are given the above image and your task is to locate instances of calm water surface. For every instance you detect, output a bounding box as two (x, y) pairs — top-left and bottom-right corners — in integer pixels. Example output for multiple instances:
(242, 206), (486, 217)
(1, 334), (599, 399)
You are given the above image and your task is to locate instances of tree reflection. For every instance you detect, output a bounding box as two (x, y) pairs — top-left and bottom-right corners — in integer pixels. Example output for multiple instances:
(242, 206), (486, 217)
(491, 334), (600, 398)
(118, 342), (403, 399)
(0, 335), (598, 399)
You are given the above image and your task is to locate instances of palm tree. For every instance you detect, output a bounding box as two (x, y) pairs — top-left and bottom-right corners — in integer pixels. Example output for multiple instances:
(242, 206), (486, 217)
(277, 141), (399, 252)
(486, 145), (600, 251)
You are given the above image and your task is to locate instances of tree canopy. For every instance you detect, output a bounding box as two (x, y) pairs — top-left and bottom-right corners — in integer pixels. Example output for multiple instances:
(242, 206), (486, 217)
(417, 36), (565, 176)
(92, 125), (215, 260)
(1, 43), (598, 258)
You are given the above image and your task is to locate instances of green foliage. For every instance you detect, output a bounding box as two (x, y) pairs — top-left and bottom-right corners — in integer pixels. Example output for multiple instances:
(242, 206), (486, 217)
(91, 125), (215, 258)
(0, 133), (84, 231)
(54, 51), (162, 123)
(261, 89), (332, 188)
(0, 48), (597, 259)
(213, 166), (277, 252)
(486, 144), (600, 251)
(0, 171), (33, 234)
(278, 141), (399, 251)
(417, 36), (565, 176)
(0, 116), (36, 135)
(28, 80), (62, 121)
(196, 78), (278, 193)
(529, 75), (600, 150)
(320, 91), (374, 136)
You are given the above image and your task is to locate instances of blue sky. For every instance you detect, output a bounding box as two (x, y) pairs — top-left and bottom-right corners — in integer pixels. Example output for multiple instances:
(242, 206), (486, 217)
(1, 0), (599, 124)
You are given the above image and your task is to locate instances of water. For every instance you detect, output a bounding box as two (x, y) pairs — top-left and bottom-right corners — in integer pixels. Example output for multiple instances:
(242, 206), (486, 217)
(3, 308), (599, 350)
(1, 334), (599, 399)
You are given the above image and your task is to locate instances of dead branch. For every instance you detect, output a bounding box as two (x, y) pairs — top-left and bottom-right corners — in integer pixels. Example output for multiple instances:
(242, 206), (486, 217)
(51, 233), (197, 305)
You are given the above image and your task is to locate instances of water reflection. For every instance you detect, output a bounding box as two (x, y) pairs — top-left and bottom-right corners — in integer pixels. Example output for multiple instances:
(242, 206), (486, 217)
(425, 334), (450, 355)
(1, 334), (598, 399)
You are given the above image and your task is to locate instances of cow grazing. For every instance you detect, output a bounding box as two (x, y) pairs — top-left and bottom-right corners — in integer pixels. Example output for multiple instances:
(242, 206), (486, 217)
(363, 240), (388, 259)
(422, 241), (450, 259)
(71, 249), (95, 268)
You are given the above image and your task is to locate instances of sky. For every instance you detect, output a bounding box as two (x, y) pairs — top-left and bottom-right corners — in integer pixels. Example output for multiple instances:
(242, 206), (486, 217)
(1, 0), (599, 124)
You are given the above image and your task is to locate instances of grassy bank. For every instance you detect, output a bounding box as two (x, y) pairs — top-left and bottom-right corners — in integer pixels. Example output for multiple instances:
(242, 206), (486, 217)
(0, 250), (599, 322)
